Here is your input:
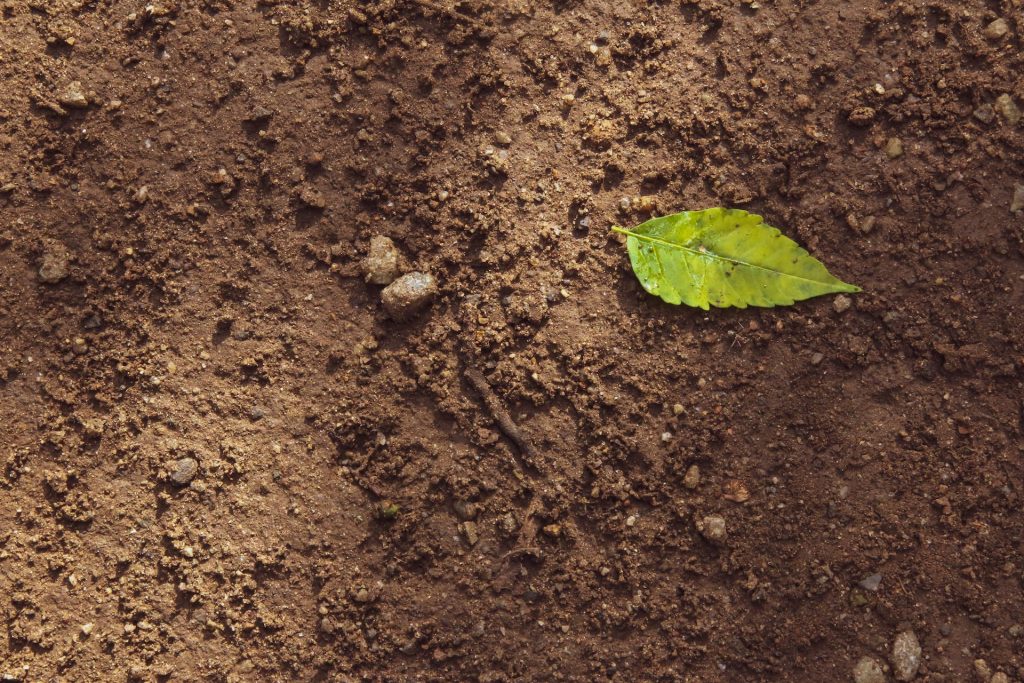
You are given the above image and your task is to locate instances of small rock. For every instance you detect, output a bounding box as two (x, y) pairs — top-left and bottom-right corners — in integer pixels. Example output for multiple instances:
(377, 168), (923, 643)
(249, 405), (266, 421)
(995, 94), (1021, 125)
(696, 514), (727, 544)
(885, 137), (903, 159)
(59, 81), (89, 109)
(891, 630), (922, 681)
(982, 18), (1009, 41)
(39, 248), (69, 283)
(853, 656), (887, 683)
(810, 352), (825, 366)
(973, 104), (996, 124)
(80, 623), (94, 637)
(352, 587), (371, 603)
(858, 574), (882, 591)
(1011, 185), (1024, 213)
(363, 235), (400, 285)
(461, 520), (479, 546)
(833, 294), (852, 313)
(672, 403), (684, 415)
(683, 464), (701, 489)
(991, 673), (1010, 683)
(381, 271), (438, 320)
(494, 130), (512, 146)
(169, 457), (199, 486)
(974, 659), (993, 682)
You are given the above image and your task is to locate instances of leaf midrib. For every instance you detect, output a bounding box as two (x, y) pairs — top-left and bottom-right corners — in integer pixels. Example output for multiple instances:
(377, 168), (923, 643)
(612, 226), (840, 288)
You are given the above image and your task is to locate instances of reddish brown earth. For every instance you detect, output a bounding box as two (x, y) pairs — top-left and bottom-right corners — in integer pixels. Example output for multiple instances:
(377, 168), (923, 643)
(1, 1), (1023, 681)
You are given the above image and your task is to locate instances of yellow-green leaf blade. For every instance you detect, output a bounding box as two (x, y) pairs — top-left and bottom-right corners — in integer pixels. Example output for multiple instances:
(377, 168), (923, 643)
(615, 208), (860, 309)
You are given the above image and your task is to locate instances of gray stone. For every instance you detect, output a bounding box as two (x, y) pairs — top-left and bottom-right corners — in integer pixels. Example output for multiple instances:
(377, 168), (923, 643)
(833, 294), (852, 313)
(891, 630), (922, 681)
(169, 457), (199, 486)
(853, 656), (886, 683)
(859, 574), (883, 592)
(697, 514), (727, 544)
(381, 271), (437, 320)
(39, 248), (69, 283)
(363, 235), (400, 285)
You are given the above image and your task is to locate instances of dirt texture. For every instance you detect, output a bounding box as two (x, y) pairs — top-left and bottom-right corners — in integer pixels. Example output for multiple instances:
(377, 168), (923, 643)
(2, 0), (1023, 681)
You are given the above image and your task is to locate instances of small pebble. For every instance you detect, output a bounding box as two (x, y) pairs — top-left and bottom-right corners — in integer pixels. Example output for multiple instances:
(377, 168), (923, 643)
(885, 137), (903, 159)
(363, 235), (401, 285)
(982, 18), (1009, 41)
(39, 248), (69, 283)
(995, 94), (1021, 125)
(462, 520), (479, 546)
(80, 623), (94, 637)
(858, 573), (882, 591)
(59, 81), (89, 109)
(833, 294), (852, 313)
(853, 656), (886, 683)
(697, 514), (727, 544)
(169, 457), (199, 486)
(891, 630), (922, 681)
(684, 464), (701, 489)
(1011, 185), (1024, 213)
(494, 130), (512, 146)
(974, 659), (993, 682)
(991, 673), (1010, 683)
(672, 403), (684, 415)
(381, 271), (438, 320)
(810, 352), (825, 366)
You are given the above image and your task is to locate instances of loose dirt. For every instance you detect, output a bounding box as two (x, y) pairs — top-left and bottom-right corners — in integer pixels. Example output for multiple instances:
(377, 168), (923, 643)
(1, 1), (1023, 681)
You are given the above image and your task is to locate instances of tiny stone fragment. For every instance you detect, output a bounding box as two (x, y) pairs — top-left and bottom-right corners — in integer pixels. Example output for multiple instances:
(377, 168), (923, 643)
(833, 294), (852, 313)
(885, 137), (903, 159)
(683, 464), (701, 489)
(59, 81), (89, 109)
(891, 630), (922, 681)
(858, 573), (882, 591)
(461, 520), (479, 546)
(363, 235), (400, 285)
(39, 248), (69, 283)
(696, 514), (727, 544)
(1011, 185), (1024, 213)
(982, 18), (1009, 41)
(996, 94), (1021, 125)
(381, 271), (438, 320)
(852, 656), (886, 683)
(169, 457), (199, 486)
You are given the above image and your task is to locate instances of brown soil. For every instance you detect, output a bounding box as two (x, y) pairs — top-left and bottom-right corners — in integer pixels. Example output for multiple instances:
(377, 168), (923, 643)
(2, 1), (1023, 681)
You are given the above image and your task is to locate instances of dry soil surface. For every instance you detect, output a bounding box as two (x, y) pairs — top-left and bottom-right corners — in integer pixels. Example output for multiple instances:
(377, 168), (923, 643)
(1, 1), (1023, 682)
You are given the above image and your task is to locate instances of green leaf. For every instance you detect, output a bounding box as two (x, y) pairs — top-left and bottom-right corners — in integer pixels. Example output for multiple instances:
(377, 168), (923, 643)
(612, 208), (860, 310)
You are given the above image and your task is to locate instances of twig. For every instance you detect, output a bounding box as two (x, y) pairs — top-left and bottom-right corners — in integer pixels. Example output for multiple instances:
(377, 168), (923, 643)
(464, 367), (538, 463)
